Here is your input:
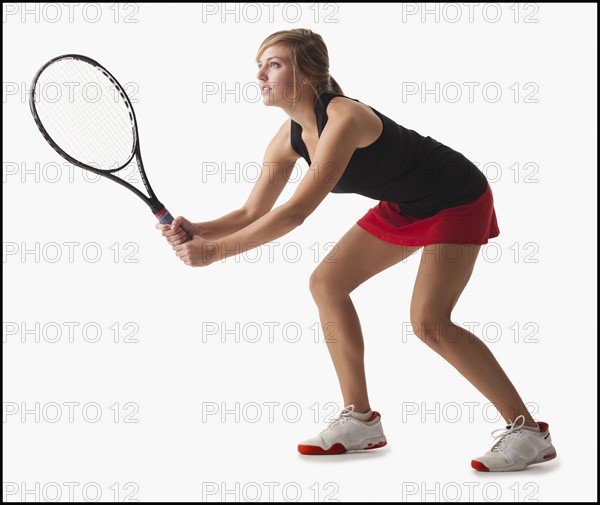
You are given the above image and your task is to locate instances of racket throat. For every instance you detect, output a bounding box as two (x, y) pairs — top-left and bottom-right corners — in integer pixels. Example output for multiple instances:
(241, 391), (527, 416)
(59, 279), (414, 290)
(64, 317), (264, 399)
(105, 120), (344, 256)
(152, 202), (167, 215)
(154, 205), (175, 226)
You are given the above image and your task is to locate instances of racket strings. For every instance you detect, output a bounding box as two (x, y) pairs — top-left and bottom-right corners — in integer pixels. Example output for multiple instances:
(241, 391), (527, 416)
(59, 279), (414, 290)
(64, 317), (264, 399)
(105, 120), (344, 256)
(33, 59), (136, 171)
(52, 64), (132, 158)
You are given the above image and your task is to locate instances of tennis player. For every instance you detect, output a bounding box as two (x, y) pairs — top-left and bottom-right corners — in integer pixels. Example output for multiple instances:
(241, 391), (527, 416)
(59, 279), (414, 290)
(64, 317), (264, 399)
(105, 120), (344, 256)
(157, 29), (556, 472)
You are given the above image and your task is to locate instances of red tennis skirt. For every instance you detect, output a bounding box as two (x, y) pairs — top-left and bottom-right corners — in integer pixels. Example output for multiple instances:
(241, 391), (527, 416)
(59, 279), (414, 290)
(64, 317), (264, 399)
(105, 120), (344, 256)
(356, 183), (500, 246)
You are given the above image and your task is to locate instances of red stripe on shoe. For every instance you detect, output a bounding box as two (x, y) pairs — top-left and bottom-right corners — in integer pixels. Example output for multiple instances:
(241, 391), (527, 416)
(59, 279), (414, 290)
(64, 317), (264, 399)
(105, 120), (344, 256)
(298, 443), (346, 455)
(471, 460), (490, 472)
(368, 411), (380, 422)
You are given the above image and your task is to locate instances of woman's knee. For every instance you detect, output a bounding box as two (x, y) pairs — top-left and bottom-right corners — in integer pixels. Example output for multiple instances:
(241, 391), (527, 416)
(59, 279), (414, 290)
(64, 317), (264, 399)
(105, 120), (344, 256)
(309, 267), (349, 302)
(409, 306), (453, 345)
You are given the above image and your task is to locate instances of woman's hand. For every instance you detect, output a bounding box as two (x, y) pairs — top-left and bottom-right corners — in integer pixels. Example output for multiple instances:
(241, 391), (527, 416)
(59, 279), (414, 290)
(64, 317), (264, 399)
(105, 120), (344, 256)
(156, 216), (195, 247)
(173, 235), (220, 267)
(156, 216), (219, 267)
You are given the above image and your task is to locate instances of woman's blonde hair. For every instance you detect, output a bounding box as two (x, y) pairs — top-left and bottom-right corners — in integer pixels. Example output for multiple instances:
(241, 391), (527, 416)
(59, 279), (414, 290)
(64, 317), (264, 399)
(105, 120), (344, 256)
(255, 28), (343, 107)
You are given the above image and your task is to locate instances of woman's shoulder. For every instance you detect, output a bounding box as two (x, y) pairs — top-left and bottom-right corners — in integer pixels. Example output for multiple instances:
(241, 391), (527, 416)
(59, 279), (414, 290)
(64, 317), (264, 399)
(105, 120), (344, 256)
(318, 91), (358, 112)
(319, 92), (382, 130)
(318, 92), (384, 148)
(318, 91), (373, 120)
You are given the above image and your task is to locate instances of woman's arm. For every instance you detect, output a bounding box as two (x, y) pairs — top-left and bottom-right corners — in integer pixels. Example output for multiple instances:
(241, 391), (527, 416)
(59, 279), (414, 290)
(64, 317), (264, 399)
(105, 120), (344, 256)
(157, 208), (254, 243)
(159, 119), (299, 245)
(239, 118), (300, 220)
(176, 106), (363, 266)
(193, 208), (256, 241)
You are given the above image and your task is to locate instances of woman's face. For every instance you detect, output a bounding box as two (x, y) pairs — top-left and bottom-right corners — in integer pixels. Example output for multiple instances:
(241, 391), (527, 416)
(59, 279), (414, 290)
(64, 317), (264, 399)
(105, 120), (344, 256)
(256, 44), (303, 106)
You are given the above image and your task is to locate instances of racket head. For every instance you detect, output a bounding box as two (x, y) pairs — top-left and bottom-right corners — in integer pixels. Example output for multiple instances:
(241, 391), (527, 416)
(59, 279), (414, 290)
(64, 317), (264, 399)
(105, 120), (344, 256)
(29, 54), (139, 173)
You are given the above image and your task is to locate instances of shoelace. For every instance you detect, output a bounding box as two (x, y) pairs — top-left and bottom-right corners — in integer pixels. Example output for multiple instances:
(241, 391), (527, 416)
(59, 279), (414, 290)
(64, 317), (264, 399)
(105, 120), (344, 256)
(490, 414), (526, 452)
(323, 404), (355, 431)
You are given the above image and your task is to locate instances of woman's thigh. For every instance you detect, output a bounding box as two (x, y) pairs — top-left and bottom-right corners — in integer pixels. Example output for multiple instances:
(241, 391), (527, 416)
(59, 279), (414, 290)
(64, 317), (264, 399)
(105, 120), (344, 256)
(309, 224), (421, 296)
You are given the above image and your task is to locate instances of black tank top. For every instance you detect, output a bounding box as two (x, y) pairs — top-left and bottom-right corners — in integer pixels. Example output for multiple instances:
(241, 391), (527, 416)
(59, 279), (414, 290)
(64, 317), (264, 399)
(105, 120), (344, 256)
(290, 92), (489, 219)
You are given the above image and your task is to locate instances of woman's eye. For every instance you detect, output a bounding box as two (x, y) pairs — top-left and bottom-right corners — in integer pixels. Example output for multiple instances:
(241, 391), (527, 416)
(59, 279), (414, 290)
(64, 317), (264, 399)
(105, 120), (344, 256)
(258, 62), (280, 69)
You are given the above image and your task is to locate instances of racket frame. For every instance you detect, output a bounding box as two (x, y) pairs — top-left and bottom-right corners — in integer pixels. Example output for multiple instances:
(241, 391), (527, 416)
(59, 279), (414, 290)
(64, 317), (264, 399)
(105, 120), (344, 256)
(29, 53), (168, 216)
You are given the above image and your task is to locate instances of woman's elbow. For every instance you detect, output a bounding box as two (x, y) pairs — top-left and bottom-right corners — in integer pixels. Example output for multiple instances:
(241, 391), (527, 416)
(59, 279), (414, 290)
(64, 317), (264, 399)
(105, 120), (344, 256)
(282, 203), (310, 226)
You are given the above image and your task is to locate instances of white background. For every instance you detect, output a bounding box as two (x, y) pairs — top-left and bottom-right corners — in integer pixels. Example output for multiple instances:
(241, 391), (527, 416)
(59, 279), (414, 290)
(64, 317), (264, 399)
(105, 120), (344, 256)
(3, 2), (597, 502)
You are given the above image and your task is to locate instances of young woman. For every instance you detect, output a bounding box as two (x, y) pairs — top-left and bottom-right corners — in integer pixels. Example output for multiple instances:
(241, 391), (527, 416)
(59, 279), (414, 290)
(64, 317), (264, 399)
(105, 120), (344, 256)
(157, 29), (557, 472)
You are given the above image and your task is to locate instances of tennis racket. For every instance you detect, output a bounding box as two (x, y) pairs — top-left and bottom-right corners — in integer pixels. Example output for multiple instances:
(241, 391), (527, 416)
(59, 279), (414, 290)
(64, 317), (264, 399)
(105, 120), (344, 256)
(29, 53), (189, 240)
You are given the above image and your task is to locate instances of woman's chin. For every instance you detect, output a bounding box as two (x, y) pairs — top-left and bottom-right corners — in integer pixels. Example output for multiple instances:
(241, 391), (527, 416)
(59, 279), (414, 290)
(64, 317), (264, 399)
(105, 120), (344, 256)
(262, 94), (278, 106)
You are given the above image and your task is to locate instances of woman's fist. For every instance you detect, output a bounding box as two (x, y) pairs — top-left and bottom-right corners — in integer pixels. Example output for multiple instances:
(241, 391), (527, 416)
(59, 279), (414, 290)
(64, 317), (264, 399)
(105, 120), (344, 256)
(156, 216), (194, 247)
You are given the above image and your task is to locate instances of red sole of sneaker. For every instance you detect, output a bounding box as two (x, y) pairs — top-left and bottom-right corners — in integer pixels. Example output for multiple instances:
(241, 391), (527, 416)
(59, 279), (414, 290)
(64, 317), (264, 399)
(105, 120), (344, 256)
(298, 441), (387, 455)
(471, 460), (490, 472)
(298, 443), (347, 455)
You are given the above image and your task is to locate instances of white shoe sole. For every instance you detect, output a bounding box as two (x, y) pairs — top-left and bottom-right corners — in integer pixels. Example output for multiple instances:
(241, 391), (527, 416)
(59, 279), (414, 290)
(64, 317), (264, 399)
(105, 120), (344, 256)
(298, 435), (388, 455)
(472, 444), (557, 472)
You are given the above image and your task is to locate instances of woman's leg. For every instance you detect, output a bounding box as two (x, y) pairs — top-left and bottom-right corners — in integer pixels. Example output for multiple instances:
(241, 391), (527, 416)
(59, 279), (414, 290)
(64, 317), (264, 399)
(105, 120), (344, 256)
(309, 224), (421, 413)
(409, 243), (537, 426)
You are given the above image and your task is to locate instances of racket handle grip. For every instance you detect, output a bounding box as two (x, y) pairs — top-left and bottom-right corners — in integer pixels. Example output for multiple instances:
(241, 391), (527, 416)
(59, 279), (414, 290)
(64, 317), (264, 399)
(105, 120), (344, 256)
(155, 208), (191, 242)
(155, 208), (176, 225)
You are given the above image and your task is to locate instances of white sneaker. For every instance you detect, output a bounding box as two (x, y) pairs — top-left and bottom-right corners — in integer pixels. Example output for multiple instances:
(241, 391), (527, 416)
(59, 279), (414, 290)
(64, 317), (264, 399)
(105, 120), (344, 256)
(471, 415), (557, 472)
(297, 404), (387, 455)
